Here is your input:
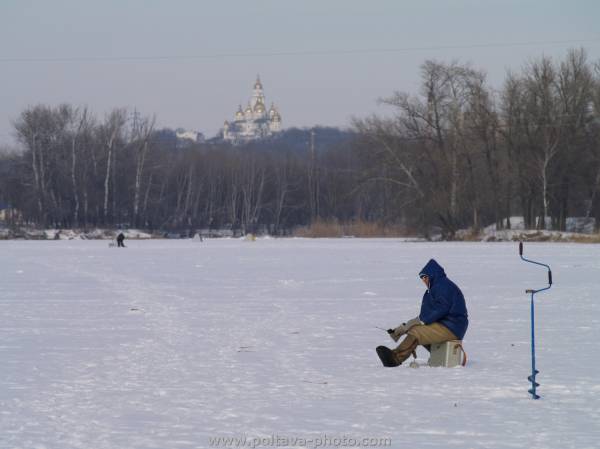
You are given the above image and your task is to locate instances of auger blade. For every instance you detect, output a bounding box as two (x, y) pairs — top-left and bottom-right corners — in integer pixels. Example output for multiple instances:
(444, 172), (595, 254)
(528, 390), (541, 399)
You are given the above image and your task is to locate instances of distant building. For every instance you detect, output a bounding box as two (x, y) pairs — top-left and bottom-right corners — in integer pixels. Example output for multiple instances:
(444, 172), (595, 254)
(222, 75), (282, 143)
(0, 203), (21, 224)
(175, 128), (204, 146)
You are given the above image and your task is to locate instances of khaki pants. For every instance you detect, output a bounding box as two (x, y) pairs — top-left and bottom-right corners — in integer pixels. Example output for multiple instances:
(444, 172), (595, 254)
(407, 322), (458, 345)
(392, 323), (458, 364)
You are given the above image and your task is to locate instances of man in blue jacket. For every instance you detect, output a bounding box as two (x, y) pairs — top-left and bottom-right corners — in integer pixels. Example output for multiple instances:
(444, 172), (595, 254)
(376, 259), (468, 367)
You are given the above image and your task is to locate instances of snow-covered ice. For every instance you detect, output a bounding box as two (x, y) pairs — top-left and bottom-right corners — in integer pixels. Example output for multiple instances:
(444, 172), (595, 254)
(1, 239), (599, 448)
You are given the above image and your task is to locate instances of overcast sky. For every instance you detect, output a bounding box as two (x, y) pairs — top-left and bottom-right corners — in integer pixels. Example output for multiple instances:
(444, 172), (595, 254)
(1, 0), (599, 145)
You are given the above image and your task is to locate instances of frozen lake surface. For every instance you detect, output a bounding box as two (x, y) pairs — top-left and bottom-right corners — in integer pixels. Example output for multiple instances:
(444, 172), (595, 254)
(1, 239), (599, 448)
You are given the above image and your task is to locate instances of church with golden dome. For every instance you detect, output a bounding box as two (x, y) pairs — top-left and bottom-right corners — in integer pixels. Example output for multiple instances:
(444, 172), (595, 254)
(222, 76), (282, 142)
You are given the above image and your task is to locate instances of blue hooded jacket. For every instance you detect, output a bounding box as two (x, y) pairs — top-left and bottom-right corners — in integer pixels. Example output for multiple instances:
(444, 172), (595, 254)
(418, 259), (468, 340)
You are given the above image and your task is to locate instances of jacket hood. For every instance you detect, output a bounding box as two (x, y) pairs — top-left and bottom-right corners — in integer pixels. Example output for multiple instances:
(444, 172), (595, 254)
(418, 259), (446, 286)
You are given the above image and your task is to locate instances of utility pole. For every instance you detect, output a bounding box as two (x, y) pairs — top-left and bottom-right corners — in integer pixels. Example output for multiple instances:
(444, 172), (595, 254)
(307, 128), (319, 220)
(131, 108), (141, 139)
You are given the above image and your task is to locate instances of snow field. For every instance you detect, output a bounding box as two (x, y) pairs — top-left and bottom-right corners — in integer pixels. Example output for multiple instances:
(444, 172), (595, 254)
(1, 239), (599, 448)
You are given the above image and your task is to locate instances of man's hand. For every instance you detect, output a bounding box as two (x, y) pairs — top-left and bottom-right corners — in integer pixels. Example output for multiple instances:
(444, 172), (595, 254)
(405, 316), (423, 329)
(388, 317), (423, 342)
(388, 326), (404, 342)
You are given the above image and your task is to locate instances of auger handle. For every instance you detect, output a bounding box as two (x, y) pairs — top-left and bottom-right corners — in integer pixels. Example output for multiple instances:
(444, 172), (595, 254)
(519, 241), (553, 288)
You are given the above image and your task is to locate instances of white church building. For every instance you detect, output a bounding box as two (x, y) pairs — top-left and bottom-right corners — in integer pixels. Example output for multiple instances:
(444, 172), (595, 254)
(222, 76), (282, 143)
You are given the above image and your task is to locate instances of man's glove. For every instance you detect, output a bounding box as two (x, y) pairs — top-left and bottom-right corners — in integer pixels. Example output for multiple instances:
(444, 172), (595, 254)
(388, 316), (423, 342)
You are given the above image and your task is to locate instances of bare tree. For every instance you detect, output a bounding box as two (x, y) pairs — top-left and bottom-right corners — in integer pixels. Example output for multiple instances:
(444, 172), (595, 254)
(100, 109), (127, 224)
(131, 115), (155, 227)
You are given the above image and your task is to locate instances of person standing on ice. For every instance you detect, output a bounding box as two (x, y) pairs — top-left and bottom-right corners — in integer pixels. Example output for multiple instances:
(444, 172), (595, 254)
(116, 232), (126, 248)
(376, 259), (468, 367)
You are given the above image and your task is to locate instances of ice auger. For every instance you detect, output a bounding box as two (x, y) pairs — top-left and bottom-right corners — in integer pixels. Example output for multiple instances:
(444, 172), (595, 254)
(519, 242), (553, 399)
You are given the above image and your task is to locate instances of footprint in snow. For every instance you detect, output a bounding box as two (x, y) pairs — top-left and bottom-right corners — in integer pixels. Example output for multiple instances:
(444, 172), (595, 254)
(237, 346), (255, 352)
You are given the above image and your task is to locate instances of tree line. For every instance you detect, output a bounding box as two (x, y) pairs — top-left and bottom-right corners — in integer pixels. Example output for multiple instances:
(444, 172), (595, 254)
(354, 48), (600, 237)
(1, 48), (599, 237)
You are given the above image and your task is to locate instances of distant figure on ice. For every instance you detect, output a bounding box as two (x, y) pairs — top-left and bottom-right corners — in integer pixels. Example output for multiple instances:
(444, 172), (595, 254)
(116, 232), (126, 248)
(376, 259), (468, 367)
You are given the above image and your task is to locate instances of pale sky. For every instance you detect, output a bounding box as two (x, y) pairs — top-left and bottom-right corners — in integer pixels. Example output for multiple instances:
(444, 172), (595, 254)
(1, 0), (599, 145)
